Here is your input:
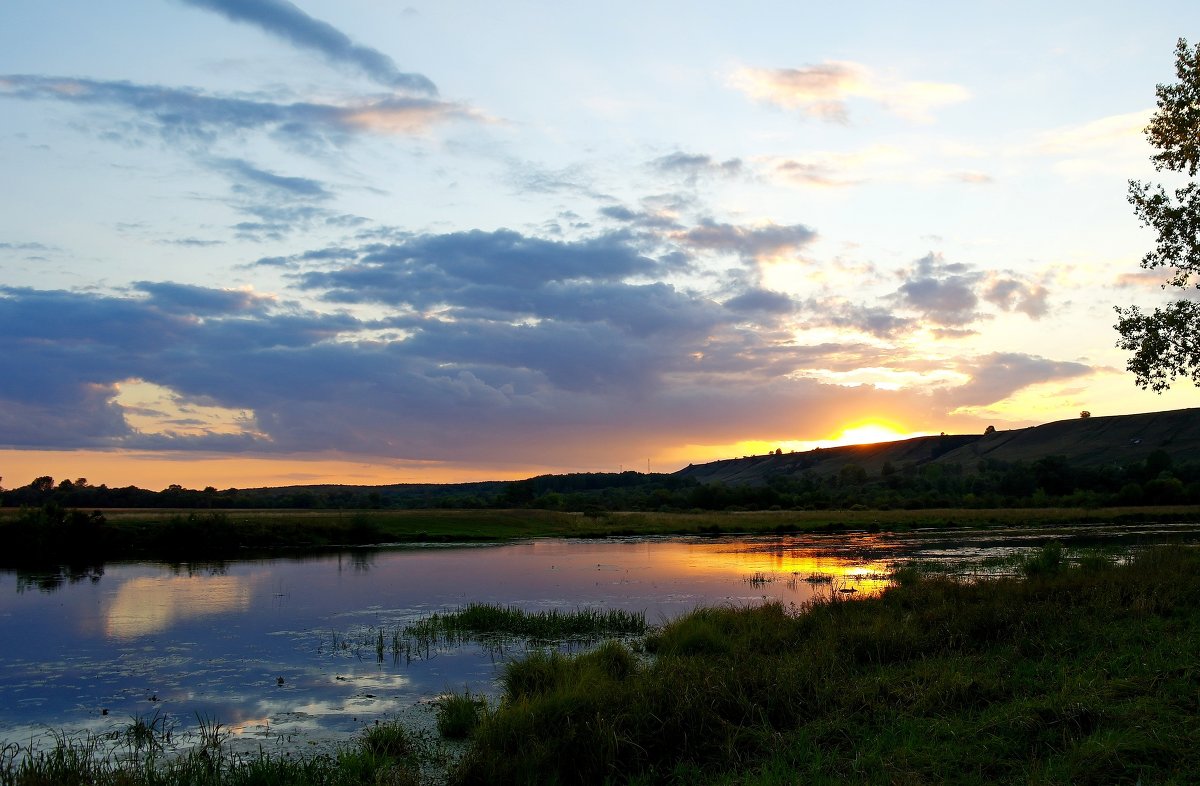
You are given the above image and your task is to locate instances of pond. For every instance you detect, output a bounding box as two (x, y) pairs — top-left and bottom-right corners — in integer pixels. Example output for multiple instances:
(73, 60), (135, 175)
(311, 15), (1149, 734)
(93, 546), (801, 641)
(2, 522), (1198, 755)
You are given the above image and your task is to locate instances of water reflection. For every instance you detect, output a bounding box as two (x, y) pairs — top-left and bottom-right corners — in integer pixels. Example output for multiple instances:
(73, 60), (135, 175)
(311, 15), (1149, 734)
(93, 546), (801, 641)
(16, 565), (104, 593)
(105, 574), (258, 639)
(1, 524), (1197, 756)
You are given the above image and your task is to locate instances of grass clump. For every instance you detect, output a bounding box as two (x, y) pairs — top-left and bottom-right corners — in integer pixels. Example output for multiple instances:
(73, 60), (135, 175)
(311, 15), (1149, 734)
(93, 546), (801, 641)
(408, 603), (647, 643)
(436, 690), (488, 739)
(450, 546), (1200, 785)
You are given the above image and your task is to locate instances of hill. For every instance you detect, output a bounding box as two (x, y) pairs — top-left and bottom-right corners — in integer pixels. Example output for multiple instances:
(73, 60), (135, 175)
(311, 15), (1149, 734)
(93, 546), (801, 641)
(676, 407), (1200, 487)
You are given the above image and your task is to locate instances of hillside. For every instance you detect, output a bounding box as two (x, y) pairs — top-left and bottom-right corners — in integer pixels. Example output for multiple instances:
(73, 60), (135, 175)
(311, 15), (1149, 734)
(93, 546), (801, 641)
(676, 407), (1200, 487)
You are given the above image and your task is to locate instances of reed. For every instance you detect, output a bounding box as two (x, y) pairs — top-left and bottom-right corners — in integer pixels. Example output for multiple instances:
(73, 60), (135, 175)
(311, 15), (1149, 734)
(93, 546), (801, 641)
(406, 603), (647, 643)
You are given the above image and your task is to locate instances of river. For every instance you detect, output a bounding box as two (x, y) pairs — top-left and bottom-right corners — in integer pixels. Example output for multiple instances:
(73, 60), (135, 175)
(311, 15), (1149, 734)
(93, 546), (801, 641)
(2, 522), (1197, 755)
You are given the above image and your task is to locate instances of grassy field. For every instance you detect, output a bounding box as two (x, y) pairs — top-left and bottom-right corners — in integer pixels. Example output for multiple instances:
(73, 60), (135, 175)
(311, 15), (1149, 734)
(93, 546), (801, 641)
(1, 504), (1199, 563)
(6, 544), (1198, 784)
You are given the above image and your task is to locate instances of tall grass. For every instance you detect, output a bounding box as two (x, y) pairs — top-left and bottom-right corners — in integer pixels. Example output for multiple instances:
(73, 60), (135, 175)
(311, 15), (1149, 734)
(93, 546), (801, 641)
(0, 719), (424, 786)
(452, 546), (1200, 784)
(326, 604), (649, 664)
(409, 603), (646, 642)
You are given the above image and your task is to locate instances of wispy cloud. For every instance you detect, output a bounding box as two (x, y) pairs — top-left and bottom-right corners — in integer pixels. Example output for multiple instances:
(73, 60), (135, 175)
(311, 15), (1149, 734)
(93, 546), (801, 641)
(650, 152), (743, 184)
(947, 352), (1092, 408)
(730, 61), (969, 123)
(178, 0), (437, 95)
(0, 75), (482, 146)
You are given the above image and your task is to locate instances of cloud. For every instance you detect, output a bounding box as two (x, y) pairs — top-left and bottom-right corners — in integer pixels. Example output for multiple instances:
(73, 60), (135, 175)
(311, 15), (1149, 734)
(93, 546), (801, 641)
(982, 277), (1049, 318)
(650, 152), (743, 184)
(892, 253), (982, 326)
(803, 298), (917, 339)
(599, 205), (684, 231)
(213, 157), (332, 199)
(723, 288), (796, 315)
(947, 352), (1092, 407)
(677, 219), (816, 261)
(178, 0), (437, 95)
(202, 157), (360, 240)
(0, 278), (905, 463)
(1032, 110), (1151, 156)
(134, 282), (274, 315)
(0, 241), (51, 251)
(0, 75), (480, 146)
(730, 61), (969, 123)
(295, 229), (669, 304)
(759, 146), (911, 188)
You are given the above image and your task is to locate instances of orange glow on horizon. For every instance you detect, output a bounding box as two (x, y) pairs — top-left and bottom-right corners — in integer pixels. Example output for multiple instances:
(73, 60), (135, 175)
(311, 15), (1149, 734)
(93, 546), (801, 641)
(660, 419), (930, 468)
(823, 419), (927, 448)
(0, 449), (563, 491)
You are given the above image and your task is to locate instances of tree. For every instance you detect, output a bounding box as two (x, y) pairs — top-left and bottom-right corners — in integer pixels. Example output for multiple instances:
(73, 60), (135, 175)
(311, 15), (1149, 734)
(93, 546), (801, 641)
(1115, 38), (1200, 391)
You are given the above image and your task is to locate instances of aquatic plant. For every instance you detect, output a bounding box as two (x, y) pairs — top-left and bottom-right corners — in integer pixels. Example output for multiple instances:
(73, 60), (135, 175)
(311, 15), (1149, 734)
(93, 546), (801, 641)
(435, 690), (488, 739)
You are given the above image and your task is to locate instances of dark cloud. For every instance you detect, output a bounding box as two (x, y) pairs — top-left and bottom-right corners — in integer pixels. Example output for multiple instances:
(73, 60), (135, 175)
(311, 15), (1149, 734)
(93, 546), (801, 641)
(893, 253), (981, 326)
(296, 229), (667, 305)
(0, 75), (477, 147)
(679, 219), (816, 260)
(982, 277), (1049, 318)
(724, 288), (796, 315)
(947, 352), (1091, 407)
(134, 282), (272, 315)
(599, 205), (684, 231)
(0, 227), (901, 464)
(178, 0), (437, 95)
(805, 299), (916, 338)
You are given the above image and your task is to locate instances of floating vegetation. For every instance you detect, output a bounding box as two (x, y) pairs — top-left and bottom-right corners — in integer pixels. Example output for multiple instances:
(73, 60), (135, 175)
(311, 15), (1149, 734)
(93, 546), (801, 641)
(321, 603), (648, 664)
(743, 571), (774, 587)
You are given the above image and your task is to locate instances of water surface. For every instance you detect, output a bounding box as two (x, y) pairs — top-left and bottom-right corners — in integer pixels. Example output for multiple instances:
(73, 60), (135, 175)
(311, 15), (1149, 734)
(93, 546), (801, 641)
(2, 523), (1197, 753)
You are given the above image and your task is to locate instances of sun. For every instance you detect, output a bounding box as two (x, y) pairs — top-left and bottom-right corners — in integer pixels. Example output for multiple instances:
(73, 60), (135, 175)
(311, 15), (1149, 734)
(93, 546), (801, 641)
(826, 420), (921, 447)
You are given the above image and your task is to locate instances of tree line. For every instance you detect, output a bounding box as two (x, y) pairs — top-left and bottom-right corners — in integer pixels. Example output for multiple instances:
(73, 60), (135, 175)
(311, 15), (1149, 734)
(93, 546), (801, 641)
(3, 450), (1196, 513)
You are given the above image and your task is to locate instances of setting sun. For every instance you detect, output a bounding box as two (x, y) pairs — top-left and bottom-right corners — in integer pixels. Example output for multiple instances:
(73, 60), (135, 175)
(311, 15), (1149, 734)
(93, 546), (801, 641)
(825, 421), (927, 447)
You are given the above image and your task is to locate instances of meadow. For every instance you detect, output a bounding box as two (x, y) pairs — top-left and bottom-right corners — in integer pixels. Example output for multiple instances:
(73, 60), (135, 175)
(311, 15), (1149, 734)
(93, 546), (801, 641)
(2, 504), (1199, 563)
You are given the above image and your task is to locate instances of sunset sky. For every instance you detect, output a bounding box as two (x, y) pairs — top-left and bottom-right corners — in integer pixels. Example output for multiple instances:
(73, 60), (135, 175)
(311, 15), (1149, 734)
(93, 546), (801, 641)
(2, 1), (1198, 490)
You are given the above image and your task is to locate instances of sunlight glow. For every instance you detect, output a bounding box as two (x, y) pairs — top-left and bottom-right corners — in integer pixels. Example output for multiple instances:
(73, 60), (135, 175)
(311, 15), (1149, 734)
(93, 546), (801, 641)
(828, 421), (916, 446)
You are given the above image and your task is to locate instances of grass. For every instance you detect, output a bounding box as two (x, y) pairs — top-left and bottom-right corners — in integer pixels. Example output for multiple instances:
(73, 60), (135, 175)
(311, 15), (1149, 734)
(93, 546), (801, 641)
(324, 604), (648, 665)
(0, 717), (428, 786)
(2, 504), (1198, 563)
(408, 603), (647, 643)
(450, 544), (1200, 785)
(436, 691), (488, 739)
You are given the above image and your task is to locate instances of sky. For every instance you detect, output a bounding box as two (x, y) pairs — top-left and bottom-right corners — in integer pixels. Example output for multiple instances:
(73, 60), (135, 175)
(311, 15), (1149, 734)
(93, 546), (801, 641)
(1, 1), (1198, 490)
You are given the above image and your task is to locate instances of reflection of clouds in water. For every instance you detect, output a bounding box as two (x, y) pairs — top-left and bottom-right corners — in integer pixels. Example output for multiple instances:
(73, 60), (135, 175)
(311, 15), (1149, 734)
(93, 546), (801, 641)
(105, 575), (259, 638)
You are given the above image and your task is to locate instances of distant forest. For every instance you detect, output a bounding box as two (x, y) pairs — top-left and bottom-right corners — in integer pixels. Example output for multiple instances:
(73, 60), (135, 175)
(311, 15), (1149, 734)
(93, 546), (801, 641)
(3, 450), (1197, 512)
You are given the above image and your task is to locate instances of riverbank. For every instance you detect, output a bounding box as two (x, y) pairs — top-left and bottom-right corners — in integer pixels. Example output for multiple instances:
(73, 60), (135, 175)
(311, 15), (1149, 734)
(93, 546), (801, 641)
(6, 544), (1198, 784)
(2, 504), (1199, 564)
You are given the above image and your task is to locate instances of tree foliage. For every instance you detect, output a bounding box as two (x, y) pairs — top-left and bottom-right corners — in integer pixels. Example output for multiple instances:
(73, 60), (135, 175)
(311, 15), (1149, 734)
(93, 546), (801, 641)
(1116, 38), (1200, 391)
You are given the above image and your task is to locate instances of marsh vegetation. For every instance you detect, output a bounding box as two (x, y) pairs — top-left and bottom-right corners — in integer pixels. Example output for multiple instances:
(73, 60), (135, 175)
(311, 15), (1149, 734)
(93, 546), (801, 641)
(5, 544), (1198, 784)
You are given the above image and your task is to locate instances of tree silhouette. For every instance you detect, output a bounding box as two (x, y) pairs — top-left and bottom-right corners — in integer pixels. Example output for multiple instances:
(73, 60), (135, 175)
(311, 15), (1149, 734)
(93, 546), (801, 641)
(1115, 38), (1200, 391)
